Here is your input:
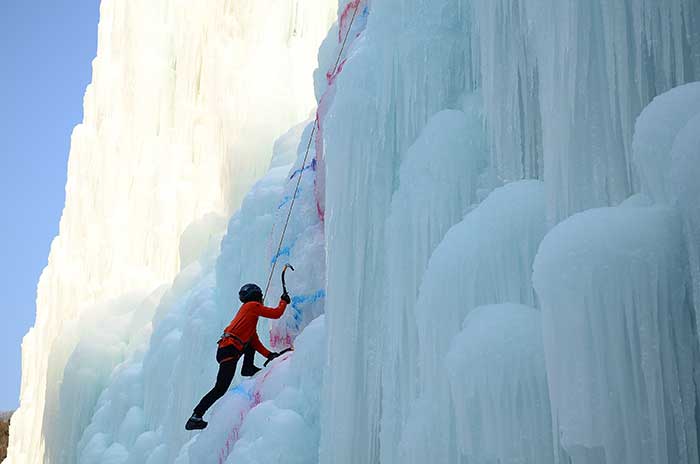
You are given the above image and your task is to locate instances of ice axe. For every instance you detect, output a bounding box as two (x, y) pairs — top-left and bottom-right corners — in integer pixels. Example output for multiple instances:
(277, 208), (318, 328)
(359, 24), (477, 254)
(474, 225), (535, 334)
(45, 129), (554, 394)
(263, 264), (295, 368)
(281, 264), (294, 296)
(264, 346), (294, 367)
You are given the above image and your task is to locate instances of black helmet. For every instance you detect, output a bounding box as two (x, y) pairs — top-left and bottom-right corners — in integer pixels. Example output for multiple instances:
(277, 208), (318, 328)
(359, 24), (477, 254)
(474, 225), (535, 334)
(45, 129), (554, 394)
(239, 283), (263, 303)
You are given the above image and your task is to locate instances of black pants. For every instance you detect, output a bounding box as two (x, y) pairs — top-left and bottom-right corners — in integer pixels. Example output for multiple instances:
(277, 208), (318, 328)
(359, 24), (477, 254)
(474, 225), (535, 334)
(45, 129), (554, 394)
(193, 344), (256, 416)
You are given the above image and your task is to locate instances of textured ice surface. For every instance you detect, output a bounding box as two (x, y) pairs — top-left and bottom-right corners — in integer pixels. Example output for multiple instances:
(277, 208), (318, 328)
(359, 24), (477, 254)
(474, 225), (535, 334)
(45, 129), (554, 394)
(66, 108), (326, 464)
(397, 180), (546, 464)
(320, 2), (477, 461)
(533, 204), (699, 464)
(6, 0), (335, 460)
(670, 110), (700, 343)
(317, 0), (700, 459)
(633, 82), (700, 203)
(7, 0), (700, 463)
(447, 304), (553, 464)
(523, 0), (700, 222)
(380, 102), (488, 463)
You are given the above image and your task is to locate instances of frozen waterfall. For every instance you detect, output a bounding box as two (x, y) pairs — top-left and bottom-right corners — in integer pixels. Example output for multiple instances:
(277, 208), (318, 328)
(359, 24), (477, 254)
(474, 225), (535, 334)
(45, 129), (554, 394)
(6, 0), (700, 463)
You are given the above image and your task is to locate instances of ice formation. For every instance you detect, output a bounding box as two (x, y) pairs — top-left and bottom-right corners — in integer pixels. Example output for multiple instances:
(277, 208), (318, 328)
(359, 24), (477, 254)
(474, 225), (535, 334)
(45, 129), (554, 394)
(633, 82), (700, 203)
(670, 110), (700, 341)
(380, 102), (487, 464)
(446, 304), (553, 464)
(5, 0), (335, 462)
(533, 204), (698, 464)
(395, 180), (546, 464)
(6, 0), (700, 463)
(635, 82), (700, 337)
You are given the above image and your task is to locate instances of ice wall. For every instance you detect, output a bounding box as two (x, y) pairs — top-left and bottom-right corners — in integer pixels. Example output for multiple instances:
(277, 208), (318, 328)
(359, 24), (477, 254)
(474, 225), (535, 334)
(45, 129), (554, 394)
(633, 82), (700, 203)
(59, 95), (327, 464)
(397, 180), (546, 464)
(8, 0), (700, 463)
(380, 103), (487, 464)
(634, 82), (700, 337)
(523, 0), (700, 222)
(533, 204), (699, 463)
(446, 304), (553, 464)
(317, 0), (700, 463)
(6, 1), (335, 463)
(670, 111), (700, 342)
(319, 1), (477, 460)
(529, 79), (700, 464)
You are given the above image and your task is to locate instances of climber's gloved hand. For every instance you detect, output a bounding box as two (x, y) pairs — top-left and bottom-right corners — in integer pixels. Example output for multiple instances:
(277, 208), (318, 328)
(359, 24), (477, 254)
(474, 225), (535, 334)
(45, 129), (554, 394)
(264, 352), (281, 367)
(281, 292), (291, 304)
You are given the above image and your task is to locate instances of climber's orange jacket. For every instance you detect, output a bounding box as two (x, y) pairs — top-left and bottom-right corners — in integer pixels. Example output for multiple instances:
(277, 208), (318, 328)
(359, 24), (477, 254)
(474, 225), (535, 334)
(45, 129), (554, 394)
(218, 300), (288, 358)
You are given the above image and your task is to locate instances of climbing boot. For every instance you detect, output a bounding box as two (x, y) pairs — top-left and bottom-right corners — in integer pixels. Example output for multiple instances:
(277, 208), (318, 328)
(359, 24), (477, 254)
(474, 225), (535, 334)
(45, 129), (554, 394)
(241, 364), (261, 377)
(185, 413), (208, 431)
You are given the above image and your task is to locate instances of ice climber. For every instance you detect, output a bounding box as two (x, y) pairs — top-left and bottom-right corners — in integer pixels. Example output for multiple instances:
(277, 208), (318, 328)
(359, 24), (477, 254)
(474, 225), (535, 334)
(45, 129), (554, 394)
(185, 283), (291, 430)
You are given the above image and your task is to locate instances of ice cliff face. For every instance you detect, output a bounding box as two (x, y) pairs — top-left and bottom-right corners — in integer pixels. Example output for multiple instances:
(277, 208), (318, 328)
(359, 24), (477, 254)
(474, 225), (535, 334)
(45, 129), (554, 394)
(5, 1), (335, 462)
(6, 0), (700, 463)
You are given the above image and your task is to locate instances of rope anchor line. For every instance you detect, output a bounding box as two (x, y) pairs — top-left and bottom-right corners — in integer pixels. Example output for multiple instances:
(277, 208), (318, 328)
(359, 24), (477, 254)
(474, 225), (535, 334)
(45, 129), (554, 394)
(263, 2), (362, 301)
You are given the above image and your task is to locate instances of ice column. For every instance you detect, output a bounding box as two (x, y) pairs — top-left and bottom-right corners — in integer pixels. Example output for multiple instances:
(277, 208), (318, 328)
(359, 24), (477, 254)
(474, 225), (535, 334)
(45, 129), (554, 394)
(447, 304), (554, 464)
(472, 0), (542, 180)
(533, 205), (699, 464)
(380, 103), (487, 463)
(633, 82), (700, 203)
(319, 1), (474, 462)
(670, 111), (700, 343)
(399, 180), (547, 464)
(634, 83), (700, 339)
(523, 0), (700, 222)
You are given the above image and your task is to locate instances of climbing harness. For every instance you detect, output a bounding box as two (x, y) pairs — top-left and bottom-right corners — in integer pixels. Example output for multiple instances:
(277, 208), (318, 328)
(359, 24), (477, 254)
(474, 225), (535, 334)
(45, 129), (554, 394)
(218, 332), (247, 347)
(262, 2), (362, 301)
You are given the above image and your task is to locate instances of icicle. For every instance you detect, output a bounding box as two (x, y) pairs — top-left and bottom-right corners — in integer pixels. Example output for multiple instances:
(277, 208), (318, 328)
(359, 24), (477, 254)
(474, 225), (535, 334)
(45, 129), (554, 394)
(447, 304), (554, 464)
(399, 180), (547, 464)
(380, 103), (487, 463)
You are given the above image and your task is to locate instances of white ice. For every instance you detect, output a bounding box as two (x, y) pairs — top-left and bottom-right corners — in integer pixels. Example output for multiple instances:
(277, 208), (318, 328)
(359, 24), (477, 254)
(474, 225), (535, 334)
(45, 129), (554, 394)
(446, 303), (553, 464)
(396, 180), (546, 464)
(6, 1), (700, 464)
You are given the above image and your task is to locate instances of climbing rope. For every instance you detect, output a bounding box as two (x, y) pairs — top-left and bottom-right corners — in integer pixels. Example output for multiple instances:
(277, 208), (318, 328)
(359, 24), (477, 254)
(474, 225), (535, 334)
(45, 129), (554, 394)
(263, 2), (362, 301)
